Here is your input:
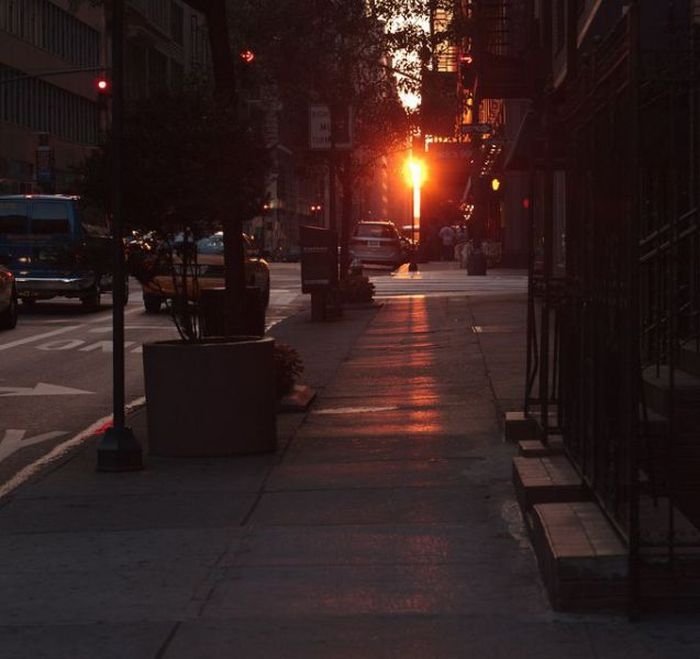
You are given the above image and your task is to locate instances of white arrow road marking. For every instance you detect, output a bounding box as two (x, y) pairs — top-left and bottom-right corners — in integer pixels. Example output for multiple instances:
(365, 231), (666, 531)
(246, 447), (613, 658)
(0, 396), (145, 502)
(0, 429), (68, 462)
(0, 383), (94, 397)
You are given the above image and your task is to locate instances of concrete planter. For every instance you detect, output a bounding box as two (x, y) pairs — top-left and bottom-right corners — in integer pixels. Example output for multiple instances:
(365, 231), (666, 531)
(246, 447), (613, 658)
(143, 336), (277, 456)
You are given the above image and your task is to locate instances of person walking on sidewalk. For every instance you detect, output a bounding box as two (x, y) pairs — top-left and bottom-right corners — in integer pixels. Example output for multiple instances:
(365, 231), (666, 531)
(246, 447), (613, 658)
(438, 224), (456, 261)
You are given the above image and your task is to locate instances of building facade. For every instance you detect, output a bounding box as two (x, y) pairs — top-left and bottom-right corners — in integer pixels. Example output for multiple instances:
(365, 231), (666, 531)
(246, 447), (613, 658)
(481, 0), (700, 613)
(0, 0), (105, 192)
(0, 0), (208, 194)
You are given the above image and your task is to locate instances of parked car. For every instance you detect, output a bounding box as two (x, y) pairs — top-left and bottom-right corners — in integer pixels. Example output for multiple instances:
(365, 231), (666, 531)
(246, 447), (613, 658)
(140, 231), (271, 314)
(0, 264), (18, 330)
(0, 194), (116, 309)
(349, 220), (406, 268)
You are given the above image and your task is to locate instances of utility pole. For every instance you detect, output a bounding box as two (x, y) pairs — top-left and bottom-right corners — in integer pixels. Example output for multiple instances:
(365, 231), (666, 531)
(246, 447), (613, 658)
(97, 0), (143, 472)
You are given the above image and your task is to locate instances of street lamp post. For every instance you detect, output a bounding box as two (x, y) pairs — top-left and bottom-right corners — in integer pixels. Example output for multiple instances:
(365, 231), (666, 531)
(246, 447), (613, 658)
(96, 0), (142, 472)
(405, 157), (426, 272)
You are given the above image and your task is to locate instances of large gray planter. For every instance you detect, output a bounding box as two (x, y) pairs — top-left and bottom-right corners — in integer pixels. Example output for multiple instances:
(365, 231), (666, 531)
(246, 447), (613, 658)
(143, 337), (277, 456)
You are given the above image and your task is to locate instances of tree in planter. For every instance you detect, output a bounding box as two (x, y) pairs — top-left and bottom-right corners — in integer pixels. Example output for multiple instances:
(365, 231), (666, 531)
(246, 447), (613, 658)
(76, 85), (269, 340)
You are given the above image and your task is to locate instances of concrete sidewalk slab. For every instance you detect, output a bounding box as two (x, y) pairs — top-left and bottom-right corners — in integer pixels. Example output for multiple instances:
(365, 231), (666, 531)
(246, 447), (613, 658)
(1, 277), (700, 658)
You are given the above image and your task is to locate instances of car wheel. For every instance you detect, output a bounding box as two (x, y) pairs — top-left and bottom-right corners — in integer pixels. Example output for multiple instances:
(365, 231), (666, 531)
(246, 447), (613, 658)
(81, 288), (101, 311)
(143, 293), (162, 314)
(118, 278), (130, 306)
(0, 291), (18, 330)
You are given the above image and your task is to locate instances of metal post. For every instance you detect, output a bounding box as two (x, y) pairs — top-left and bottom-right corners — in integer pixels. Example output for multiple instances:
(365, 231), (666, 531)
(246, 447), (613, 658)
(626, 0), (641, 619)
(409, 183), (418, 272)
(329, 111), (338, 282)
(97, 0), (143, 472)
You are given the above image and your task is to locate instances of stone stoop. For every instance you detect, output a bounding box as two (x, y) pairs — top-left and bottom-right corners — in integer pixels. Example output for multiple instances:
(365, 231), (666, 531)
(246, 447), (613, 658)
(512, 455), (590, 531)
(504, 411), (539, 442)
(531, 501), (628, 611)
(518, 435), (565, 457)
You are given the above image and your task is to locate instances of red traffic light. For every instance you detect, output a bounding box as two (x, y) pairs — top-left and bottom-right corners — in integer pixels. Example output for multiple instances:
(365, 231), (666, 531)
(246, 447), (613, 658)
(96, 78), (110, 94)
(239, 49), (255, 63)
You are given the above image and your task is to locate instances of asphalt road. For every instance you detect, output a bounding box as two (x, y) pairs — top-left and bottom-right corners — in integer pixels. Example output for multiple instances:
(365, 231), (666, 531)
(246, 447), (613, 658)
(0, 261), (525, 492)
(0, 264), (306, 490)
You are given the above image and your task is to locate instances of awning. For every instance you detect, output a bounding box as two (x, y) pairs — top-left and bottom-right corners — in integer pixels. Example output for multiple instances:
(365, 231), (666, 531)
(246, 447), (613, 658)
(503, 110), (540, 171)
(503, 110), (567, 171)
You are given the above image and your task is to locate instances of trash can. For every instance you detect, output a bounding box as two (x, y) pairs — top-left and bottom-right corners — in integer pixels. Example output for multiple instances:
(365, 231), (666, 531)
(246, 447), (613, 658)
(466, 249), (487, 276)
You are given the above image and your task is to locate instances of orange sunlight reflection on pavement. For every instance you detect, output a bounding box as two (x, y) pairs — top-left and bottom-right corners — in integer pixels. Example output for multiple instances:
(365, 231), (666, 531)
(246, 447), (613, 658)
(405, 298), (440, 434)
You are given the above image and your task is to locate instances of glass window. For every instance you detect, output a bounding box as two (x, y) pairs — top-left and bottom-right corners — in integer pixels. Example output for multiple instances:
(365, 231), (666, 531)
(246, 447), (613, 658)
(0, 200), (29, 234)
(170, 0), (183, 44)
(196, 233), (224, 255)
(31, 201), (71, 234)
(354, 223), (397, 239)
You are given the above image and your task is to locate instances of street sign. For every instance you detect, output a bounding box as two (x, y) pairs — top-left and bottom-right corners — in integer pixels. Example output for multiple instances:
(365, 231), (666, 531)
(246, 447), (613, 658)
(308, 104), (353, 150)
(428, 142), (473, 160)
(309, 104), (331, 150)
(460, 123), (493, 135)
(300, 225), (338, 293)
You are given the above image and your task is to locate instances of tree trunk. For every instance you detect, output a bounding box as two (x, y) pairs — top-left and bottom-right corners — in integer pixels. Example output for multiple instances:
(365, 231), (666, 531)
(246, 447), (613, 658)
(201, 0), (237, 101)
(223, 219), (246, 335)
(187, 0), (246, 334)
(339, 156), (354, 280)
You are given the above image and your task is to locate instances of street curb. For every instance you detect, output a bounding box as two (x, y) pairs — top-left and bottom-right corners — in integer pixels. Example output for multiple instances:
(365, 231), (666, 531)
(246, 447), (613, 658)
(277, 383), (316, 413)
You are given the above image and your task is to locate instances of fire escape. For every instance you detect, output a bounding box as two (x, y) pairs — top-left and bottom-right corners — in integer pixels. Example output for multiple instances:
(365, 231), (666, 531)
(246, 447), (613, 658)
(459, 0), (536, 252)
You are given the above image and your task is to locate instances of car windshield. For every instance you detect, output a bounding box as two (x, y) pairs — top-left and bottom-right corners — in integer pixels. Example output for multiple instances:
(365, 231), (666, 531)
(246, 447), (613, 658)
(354, 223), (396, 239)
(169, 232), (223, 254)
(196, 234), (224, 255)
(0, 200), (29, 235)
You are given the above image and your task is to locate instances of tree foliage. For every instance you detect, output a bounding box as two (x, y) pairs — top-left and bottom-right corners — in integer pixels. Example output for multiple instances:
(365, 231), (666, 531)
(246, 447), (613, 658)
(77, 87), (268, 234)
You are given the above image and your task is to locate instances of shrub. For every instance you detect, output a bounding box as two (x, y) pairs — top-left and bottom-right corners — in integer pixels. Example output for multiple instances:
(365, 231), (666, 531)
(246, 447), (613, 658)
(339, 274), (375, 304)
(274, 342), (304, 398)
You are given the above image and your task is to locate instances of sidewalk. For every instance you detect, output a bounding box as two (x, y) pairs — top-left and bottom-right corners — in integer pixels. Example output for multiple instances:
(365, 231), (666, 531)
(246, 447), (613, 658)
(1, 267), (700, 658)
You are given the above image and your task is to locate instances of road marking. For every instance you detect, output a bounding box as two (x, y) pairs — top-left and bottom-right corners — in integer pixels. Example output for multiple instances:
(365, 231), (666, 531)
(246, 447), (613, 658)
(0, 396), (145, 502)
(88, 325), (169, 333)
(34, 338), (146, 353)
(0, 325), (83, 351)
(79, 340), (135, 353)
(0, 429), (68, 462)
(86, 305), (142, 323)
(0, 383), (94, 397)
(37, 339), (85, 351)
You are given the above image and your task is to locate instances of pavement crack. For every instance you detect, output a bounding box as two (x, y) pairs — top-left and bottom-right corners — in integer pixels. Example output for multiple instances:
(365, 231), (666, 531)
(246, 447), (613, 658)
(154, 621), (181, 659)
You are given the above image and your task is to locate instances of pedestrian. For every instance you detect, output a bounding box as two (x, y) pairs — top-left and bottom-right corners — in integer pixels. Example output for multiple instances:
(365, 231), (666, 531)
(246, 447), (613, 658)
(438, 224), (457, 261)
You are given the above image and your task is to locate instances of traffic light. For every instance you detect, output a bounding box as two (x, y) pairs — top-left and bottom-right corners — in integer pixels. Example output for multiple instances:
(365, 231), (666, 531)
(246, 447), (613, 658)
(96, 76), (111, 95)
(96, 76), (111, 110)
(239, 49), (255, 63)
(237, 49), (257, 90)
(459, 54), (476, 89)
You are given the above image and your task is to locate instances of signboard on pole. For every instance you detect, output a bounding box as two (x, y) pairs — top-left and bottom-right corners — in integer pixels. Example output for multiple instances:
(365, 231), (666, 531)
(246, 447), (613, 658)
(309, 105), (331, 150)
(308, 104), (353, 150)
(300, 224), (338, 293)
(460, 123), (493, 135)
